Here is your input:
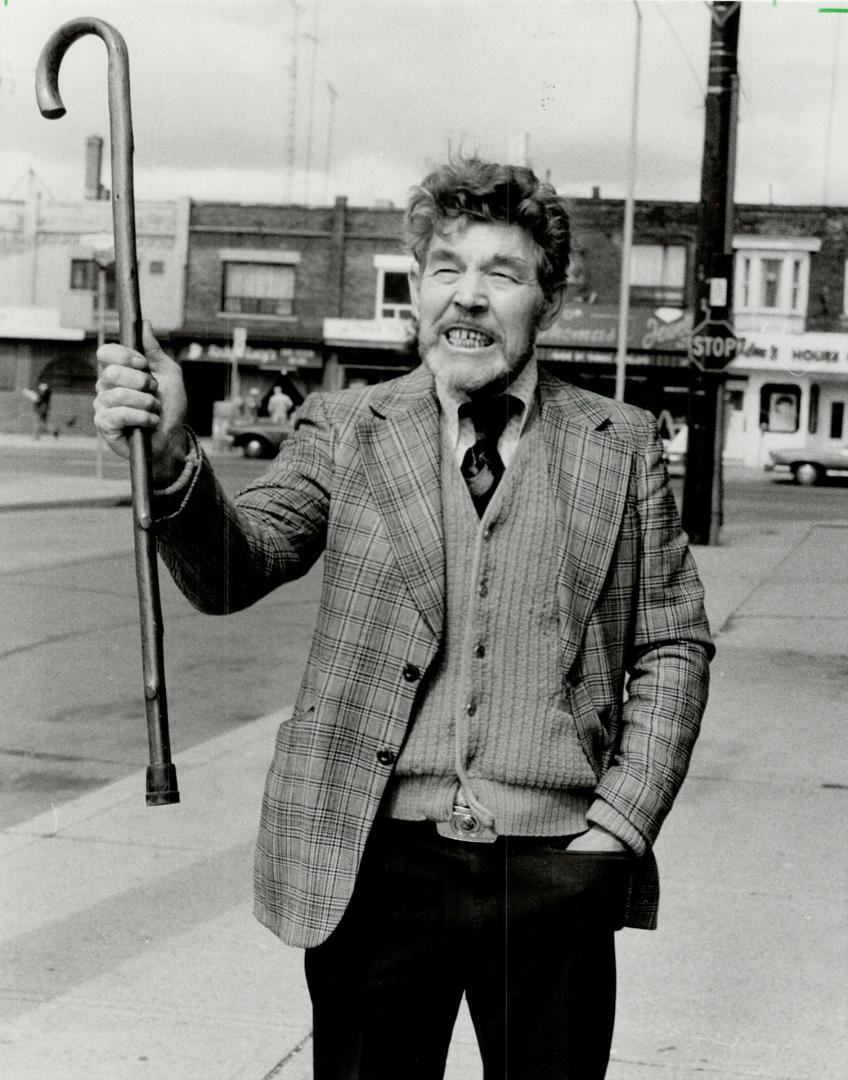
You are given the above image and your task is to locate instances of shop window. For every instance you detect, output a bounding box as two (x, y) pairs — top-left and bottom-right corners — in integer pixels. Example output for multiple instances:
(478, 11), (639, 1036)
(830, 402), (845, 440)
(222, 261), (295, 317)
(70, 258), (117, 309)
(0, 355), (15, 390)
(38, 355), (98, 393)
(628, 244), (687, 307)
(759, 383), (800, 434)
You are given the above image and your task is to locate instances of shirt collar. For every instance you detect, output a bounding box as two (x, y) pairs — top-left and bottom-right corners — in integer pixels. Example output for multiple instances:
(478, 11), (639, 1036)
(433, 355), (539, 422)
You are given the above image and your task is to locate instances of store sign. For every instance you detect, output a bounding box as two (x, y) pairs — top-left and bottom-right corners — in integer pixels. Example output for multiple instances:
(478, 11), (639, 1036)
(323, 318), (413, 349)
(730, 331), (848, 376)
(538, 304), (693, 353)
(181, 342), (322, 369)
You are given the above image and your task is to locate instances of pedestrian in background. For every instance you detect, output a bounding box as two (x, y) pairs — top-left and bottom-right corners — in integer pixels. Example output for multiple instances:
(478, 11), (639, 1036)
(267, 384), (293, 424)
(23, 380), (56, 439)
(93, 158), (713, 1080)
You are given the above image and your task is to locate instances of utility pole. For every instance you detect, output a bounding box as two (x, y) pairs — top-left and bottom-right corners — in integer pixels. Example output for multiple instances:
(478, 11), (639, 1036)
(614, 0), (642, 403)
(681, 1), (741, 546)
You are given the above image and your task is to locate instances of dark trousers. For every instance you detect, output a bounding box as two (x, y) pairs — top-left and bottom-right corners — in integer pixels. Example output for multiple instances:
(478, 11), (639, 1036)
(304, 819), (631, 1080)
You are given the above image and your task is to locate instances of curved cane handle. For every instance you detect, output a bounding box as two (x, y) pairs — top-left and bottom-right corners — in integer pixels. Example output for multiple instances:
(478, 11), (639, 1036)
(36, 20), (179, 806)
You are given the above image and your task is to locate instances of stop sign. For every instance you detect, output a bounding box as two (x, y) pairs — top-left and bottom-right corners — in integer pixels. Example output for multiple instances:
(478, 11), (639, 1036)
(689, 318), (739, 370)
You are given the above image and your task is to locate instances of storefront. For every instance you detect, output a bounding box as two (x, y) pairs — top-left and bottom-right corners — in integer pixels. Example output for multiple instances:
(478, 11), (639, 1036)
(0, 307), (87, 434)
(536, 303), (693, 437)
(322, 318), (417, 390)
(176, 340), (323, 435)
(726, 330), (848, 467)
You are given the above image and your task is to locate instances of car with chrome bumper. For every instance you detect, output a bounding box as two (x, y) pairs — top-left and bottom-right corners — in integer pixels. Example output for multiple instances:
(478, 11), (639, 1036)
(765, 444), (848, 485)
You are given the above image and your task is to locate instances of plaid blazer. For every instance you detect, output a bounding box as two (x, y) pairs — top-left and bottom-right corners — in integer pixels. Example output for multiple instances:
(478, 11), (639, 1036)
(157, 363), (713, 947)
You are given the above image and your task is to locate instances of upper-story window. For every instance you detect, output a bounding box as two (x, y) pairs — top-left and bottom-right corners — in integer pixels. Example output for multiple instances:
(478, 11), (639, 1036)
(629, 244), (687, 307)
(733, 238), (819, 327)
(70, 258), (116, 309)
(374, 254), (414, 319)
(219, 249), (300, 319)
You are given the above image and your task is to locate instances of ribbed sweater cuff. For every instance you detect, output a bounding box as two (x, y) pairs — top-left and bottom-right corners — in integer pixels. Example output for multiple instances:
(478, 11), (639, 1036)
(585, 798), (647, 856)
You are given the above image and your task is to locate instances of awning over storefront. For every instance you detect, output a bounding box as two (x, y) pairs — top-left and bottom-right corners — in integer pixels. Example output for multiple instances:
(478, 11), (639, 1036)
(0, 306), (85, 342)
(324, 317), (414, 351)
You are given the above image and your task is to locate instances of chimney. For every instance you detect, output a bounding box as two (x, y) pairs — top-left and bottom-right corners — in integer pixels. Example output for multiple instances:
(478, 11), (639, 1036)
(85, 136), (105, 200)
(592, 185), (601, 200)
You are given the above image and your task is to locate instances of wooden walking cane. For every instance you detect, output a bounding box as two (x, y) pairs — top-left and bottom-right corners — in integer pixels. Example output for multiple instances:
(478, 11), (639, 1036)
(36, 18), (179, 806)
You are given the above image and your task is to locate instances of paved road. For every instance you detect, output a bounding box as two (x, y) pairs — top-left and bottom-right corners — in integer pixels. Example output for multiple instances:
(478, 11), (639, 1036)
(2, 446), (846, 829)
(0, 502), (321, 828)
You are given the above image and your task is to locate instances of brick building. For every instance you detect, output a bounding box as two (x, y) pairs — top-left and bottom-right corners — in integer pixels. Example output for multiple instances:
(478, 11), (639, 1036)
(173, 197), (416, 434)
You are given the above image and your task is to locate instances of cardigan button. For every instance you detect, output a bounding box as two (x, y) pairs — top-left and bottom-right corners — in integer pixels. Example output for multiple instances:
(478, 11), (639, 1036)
(376, 748), (396, 766)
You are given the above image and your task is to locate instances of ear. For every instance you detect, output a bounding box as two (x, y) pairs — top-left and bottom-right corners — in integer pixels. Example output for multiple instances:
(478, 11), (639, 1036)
(537, 285), (565, 332)
(408, 262), (421, 317)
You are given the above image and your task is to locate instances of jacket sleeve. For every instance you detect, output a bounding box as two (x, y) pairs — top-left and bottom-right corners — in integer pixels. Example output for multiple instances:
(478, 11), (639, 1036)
(586, 416), (714, 855)
(154, 393), (334, 614)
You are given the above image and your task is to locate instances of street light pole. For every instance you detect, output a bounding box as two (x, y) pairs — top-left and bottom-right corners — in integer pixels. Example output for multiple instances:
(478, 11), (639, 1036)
(95, 261), (107, 479)
(614, 0), (642, 403)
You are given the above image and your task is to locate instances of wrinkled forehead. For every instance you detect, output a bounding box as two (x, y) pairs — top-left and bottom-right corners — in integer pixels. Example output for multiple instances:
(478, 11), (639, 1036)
(420, 216), (542, 271)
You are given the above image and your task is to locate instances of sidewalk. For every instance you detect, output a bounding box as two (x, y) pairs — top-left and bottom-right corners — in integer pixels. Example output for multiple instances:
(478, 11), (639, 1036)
(1, 474), (845, 1077)
(0, 433), (230, 511)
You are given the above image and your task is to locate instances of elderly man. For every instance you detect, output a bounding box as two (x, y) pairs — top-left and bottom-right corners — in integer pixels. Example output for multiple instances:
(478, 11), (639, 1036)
(94, 159), (713, 1080)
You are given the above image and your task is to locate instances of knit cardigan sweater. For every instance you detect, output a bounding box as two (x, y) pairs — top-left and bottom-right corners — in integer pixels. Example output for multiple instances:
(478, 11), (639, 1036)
(386, 409), (597, 836)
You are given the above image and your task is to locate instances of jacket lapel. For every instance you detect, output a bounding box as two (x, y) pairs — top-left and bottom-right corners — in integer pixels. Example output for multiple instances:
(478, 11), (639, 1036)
(358, 366), (445, 640)
(538, 371), (635, 675)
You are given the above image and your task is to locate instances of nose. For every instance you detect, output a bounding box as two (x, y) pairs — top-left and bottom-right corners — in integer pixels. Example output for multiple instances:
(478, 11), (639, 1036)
(452, 269), (489, 312)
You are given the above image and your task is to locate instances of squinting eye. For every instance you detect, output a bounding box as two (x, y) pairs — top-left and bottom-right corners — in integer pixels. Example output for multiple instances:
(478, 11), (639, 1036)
(432, 267), (459, 280)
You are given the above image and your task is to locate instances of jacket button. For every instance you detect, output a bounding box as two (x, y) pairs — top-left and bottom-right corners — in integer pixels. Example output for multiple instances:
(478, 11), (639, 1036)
(376, 748), (396, 765)
(402, 663), (421, 682)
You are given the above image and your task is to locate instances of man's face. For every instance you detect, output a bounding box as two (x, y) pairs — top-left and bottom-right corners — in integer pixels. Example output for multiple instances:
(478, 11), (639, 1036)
(409, 220), (563, 395)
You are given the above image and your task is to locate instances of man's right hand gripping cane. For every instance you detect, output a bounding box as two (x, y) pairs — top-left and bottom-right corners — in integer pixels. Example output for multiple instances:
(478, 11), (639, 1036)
(94, 321), (189, 488)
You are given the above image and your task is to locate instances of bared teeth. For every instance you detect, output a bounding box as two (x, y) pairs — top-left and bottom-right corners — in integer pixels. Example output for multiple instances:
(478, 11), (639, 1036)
(446, 328), (493, 349)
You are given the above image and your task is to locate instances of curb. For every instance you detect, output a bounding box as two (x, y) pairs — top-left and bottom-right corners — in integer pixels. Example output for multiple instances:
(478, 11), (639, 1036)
(0, 494), (132, 513)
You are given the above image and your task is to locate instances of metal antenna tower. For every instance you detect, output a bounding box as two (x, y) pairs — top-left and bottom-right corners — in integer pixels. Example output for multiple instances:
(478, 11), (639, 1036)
(284, 0), (303, 203)
(303, 1), (321, 203)
(324, 80), (338, 202)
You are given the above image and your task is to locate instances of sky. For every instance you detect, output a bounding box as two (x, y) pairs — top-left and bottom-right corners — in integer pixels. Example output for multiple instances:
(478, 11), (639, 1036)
(0, 0), (846, 210)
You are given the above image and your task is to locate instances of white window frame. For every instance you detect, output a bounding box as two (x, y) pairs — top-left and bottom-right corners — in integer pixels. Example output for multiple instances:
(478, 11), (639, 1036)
(732, 237), (819, 317)
(373, 254), (413, 319)
(218, 248), (301, 320)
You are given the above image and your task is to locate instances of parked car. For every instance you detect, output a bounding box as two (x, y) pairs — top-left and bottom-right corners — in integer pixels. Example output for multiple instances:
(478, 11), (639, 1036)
(226, 418), (291, 459)
(765, 443), (848, 485)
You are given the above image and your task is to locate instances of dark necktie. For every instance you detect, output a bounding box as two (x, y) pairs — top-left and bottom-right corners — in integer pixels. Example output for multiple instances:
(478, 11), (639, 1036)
(459, 396), (520, 516)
